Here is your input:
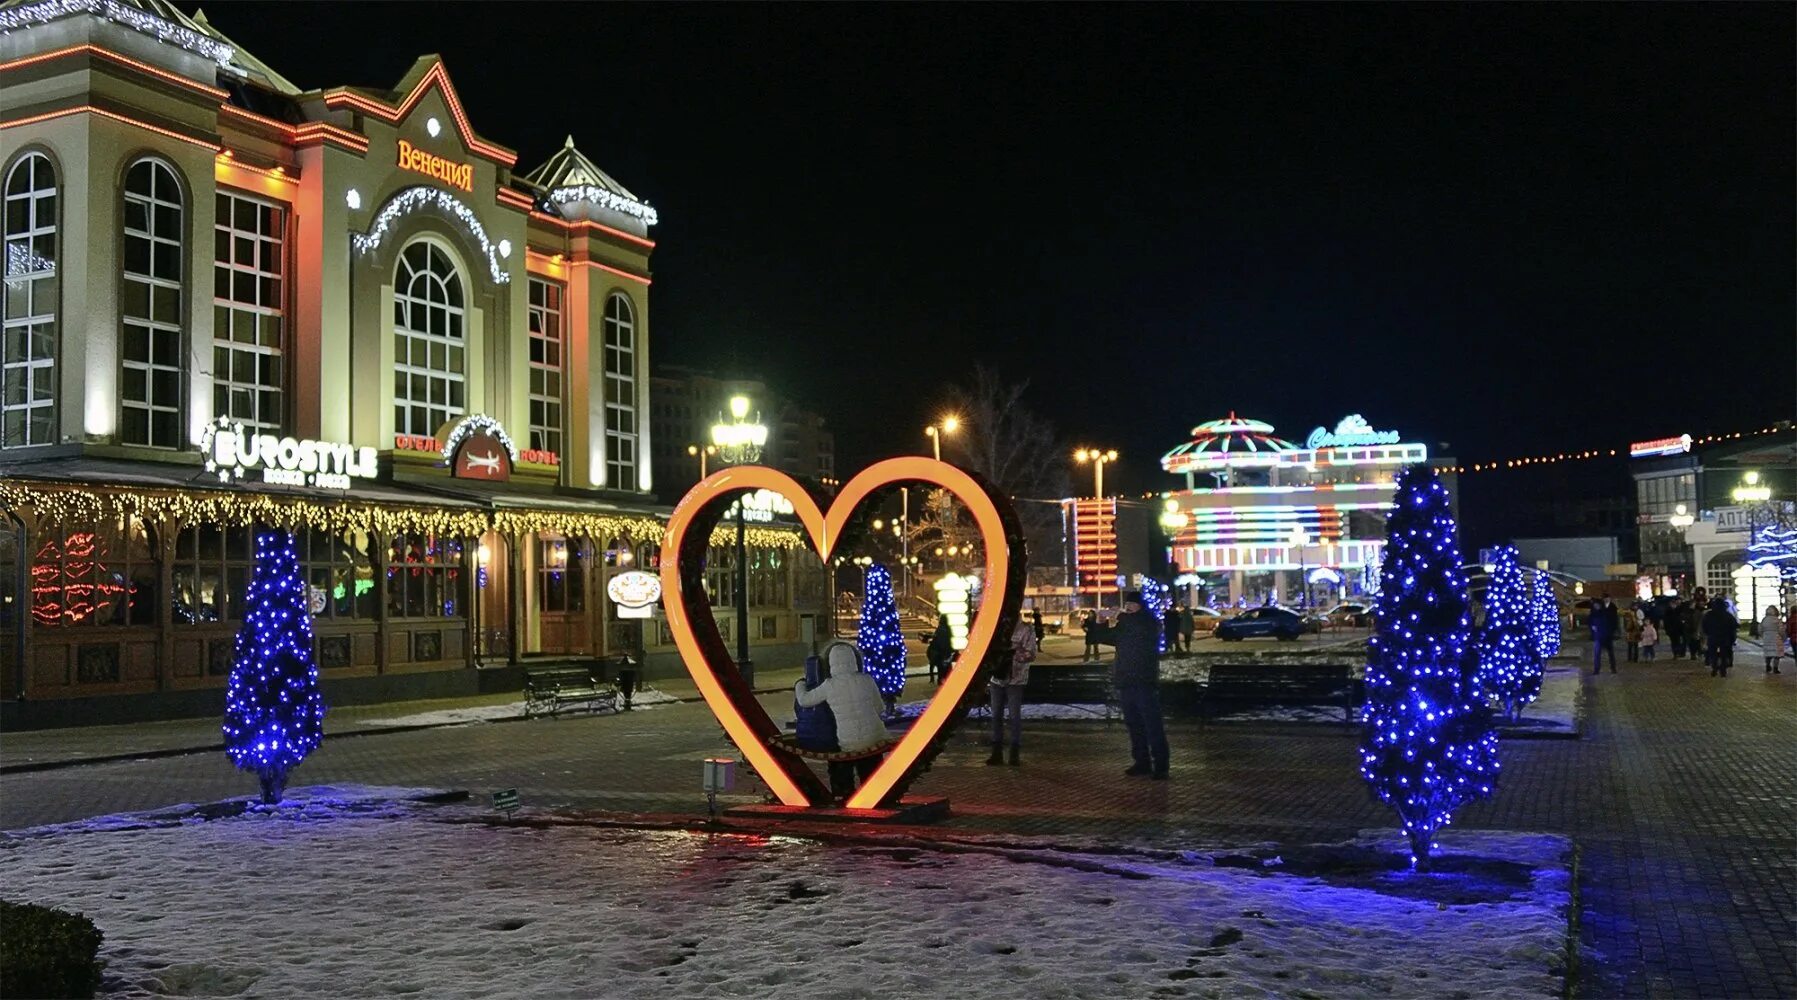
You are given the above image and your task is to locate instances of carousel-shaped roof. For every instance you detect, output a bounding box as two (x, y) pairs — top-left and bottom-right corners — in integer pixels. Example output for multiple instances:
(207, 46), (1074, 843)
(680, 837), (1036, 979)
(1160, 412), (1298, 471)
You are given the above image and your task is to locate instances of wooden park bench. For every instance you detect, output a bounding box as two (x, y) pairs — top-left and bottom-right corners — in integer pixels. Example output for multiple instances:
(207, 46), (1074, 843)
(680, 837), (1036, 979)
(1197, 663), (1360, 725)
(523, 662), (619, 719)
(1023, 663), (1114, 706)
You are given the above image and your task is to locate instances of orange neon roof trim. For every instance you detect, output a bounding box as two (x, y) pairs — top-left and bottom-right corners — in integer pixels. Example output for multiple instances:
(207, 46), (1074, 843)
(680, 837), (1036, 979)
(577, 259), (652, 286)
(496, 187), (535, 210)
(0, 44), (228, 100)
(215, 155), (296, 187)
(529, 210), (656, 249)
(660, 457), (1013, 810)
(0, 105), (218, 151)
(321, 61), (515, 166)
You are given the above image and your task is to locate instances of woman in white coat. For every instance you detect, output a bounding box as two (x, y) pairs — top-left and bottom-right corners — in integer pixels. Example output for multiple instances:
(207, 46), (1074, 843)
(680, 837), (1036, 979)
(1760, 605), (1785, 674)
(795, 642), (890, 796)
(986, 618), (1037, 767)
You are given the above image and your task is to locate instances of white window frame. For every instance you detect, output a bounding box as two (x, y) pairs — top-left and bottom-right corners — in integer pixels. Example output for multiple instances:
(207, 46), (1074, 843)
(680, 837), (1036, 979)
(392, 239), (466, 437)
(603, 292), (637, 489)
(527, 276), (563, 458)
(2, 151), (58, 447)
(120, 158), (184, 448)
(212, 190), (285, 432)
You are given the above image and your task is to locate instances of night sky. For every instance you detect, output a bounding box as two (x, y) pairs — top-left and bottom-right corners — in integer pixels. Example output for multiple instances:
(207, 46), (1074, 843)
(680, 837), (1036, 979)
(220, 3), (1793, 509)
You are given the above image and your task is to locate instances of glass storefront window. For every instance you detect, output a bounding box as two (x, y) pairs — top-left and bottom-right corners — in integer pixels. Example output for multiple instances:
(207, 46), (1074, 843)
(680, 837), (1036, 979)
(387, 532), (466, 619)
(31, 518), (155, 627)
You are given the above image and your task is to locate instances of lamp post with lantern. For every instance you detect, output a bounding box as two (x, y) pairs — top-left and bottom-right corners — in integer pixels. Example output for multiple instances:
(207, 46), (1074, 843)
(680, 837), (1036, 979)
(1732, 471), (1772, 622)
(711, 395), (767, 687)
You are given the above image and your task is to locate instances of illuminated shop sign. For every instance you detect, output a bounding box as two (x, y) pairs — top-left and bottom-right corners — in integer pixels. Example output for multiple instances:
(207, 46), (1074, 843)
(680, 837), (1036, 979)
(1629, 434), (1692, 458)
(396, 139), (472, 192)
(607, 570), (663, 619)
(198, 418), (376, 490)
(394, 417), (557, 475)
(1306, 414), (1401, 450)
(730, 488), (795, 523)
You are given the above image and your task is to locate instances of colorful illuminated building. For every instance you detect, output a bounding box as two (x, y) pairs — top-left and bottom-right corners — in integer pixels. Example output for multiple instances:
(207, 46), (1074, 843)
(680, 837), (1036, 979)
(0, 1), (823, 718)
(1159, 413), (1454, 607)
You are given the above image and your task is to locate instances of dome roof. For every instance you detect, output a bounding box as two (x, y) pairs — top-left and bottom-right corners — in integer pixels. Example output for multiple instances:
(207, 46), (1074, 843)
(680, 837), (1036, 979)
(1160, 412), (1298, 472)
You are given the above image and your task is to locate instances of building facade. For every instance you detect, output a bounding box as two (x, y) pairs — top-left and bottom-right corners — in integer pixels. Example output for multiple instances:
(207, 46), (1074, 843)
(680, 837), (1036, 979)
(1629, 426), (1795, 603)
(649, 366), (835, 504)
(0, 0), (818, 719)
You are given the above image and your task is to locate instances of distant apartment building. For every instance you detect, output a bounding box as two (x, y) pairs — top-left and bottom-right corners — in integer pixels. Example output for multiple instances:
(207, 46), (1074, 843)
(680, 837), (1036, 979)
(648, 366), (834, 503)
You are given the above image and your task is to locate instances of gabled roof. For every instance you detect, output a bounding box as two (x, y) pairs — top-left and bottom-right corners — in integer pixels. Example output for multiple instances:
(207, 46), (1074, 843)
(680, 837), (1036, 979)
(191, 7), (299, 95)
(520, 135), (658, 228)
(0, 0), (232, 63)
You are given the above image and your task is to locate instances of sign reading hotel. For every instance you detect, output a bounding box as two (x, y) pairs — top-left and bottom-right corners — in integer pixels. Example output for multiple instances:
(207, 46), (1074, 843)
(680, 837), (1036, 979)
(199, 418), (377, 490)
(1306, 414), (1402, 450)
(397, 139), (472, 192)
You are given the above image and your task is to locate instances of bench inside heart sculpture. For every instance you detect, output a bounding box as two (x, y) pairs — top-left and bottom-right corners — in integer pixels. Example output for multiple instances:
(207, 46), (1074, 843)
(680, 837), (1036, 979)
(658, 457), (1025, 809)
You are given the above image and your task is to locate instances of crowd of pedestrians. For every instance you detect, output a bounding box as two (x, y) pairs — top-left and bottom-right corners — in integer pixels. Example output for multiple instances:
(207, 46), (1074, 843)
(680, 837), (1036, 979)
(1590, 590), (1791, 678)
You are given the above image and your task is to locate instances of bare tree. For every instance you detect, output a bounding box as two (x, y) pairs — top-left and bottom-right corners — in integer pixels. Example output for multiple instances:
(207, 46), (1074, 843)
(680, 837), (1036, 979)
(941, 366), (1071, 558)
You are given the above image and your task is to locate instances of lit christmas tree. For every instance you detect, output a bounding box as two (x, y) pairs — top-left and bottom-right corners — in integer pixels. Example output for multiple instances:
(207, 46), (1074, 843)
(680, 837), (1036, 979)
(1136, 575), (1172, 653)
(1359, 465), (1499, 869)
(1531, 570), (1562, 661)
(1747, 524), (1797, 584)
(857, 563), (907, 708)
(1478, 546), (1541, 721)
(223, 529), (327, 804)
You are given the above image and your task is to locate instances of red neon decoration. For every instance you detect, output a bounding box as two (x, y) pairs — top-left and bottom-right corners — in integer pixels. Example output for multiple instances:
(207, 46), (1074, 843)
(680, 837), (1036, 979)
(661, 458), (1016, 809)
(31, 531), (129, 626)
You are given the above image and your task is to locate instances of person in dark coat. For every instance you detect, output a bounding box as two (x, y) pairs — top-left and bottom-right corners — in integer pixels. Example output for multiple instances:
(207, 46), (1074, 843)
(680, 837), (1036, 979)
(926, 617), (953, 683)
(1161, 603), (1180, 658)
(1665, 599), (1689, 659)
(1030, 608), (1046, 645)
(1094, 590), (1169, 778)
(1081, 610), (1102, 662)
(1591, 597), (1620, 674)
(1701, 598), (1737, 677)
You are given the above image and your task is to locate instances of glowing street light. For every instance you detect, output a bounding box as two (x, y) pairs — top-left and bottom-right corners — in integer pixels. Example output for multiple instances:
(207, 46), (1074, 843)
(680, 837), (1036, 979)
(1073, 448), (1119, 500)
(686, 443), (717, 479)
(1732, 471), (1773, 617)
(924, 415), (961, 461)
(1732, 470), (1771, 504)
(1669, 503), (1694, 529)
(711, 395), (767, 687)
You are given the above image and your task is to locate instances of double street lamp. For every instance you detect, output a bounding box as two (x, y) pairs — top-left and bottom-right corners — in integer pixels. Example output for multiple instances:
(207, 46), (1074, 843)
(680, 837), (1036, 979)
(1073, 448), (1118, 499)
(924, 416), (960, 461)
(686, 443), (716, 480)
(711, 395), (767, 687)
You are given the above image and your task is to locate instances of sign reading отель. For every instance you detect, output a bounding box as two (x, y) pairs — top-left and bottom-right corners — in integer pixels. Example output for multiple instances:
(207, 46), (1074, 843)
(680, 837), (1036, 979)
(199, 419), (376, 490)
(397, 139), (472, 192)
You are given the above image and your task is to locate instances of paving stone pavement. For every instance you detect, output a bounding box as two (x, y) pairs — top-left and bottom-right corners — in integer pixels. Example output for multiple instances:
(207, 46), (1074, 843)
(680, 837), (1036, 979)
(0, 650), (1790, 998)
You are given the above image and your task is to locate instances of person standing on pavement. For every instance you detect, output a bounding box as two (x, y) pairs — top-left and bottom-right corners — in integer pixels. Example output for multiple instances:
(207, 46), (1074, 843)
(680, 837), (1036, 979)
(1758, 605), (1784, 674)
(1701, 597), (1737, 677)
(1666, 599), (1689, 659)
(1081, 610), (1102, 662)
(986, 617), (1037, 766)
(1786, 606), (1797, 673)
(1591, 597), (1620, 674)
(1178, 604), (1196, 654)
(1030, 608), (1045, 646)
(1094, 590), (1169, 779)
(1639, 619), (1658, 661)
(926, 616), (953, 683)
(1161, 603), (1180, 657)
(1624, 607), (1643, 662)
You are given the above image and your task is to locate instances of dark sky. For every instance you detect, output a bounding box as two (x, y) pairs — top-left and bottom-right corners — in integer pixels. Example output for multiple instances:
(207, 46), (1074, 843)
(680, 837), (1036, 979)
(220, 3), (1793, 501)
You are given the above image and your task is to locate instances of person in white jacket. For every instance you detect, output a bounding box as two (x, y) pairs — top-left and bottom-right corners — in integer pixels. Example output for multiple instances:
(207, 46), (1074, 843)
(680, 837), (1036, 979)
(795, 642), (890, 797)
(1760, 606), (1785, 674)
(986, 618), (1037, 767)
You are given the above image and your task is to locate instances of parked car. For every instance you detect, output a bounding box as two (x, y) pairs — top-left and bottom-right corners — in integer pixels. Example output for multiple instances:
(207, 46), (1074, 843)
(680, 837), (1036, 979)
(1322, 602), (1374, 628)
(1189, 606), (1225, 633)
(1214, 606), (1308, 642)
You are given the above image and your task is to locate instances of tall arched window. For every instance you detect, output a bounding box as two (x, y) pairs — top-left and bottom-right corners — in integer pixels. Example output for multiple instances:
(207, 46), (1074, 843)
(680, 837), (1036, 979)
(603, 292), (637, 488)
(2, 152), (58, 447)
(393, 240), (465, 436)
(120, 158), (184, 448)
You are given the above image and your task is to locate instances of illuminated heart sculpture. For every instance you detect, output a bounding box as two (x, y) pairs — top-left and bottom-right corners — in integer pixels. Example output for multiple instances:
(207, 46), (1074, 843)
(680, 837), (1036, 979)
(660, 458), (1025, 809)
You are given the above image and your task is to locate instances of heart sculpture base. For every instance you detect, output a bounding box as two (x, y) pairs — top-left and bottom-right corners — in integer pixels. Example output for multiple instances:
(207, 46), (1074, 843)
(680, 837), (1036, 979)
(724, 796), (951, 825)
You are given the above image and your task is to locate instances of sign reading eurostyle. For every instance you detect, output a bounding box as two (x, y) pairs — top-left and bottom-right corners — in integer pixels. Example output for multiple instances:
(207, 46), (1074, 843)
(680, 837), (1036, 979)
(199, 418), (376, 490)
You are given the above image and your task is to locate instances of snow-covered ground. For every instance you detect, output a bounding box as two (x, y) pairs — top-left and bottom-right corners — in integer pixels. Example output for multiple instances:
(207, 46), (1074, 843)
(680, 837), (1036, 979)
(358, 686), (679, 728)
(895, 700), (1115, 721)
(1, 788), (1570, 1000)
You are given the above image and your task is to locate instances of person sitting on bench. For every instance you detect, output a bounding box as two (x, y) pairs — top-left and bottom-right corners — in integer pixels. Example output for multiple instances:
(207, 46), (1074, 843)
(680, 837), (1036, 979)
(795, 641), (890, 798)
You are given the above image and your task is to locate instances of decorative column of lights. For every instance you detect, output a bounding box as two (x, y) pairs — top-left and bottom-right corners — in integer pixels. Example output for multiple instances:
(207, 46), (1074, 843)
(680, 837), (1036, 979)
(1732, 471), (1774, 621)
(933, 573), (971, 652)
(1531, 570), (1562, 661)
(924, 415), (960, 461)
(222, 529), (326, 805)
(1478, 545), (1541, 722)
(1076, 448), (1119, 609)
(0, 0), (235, 63)
(711, 394), (767, 687)
(546, 185), (660, 226)
(352, 187), (512, 284)
(1358, 465), (1499, 869)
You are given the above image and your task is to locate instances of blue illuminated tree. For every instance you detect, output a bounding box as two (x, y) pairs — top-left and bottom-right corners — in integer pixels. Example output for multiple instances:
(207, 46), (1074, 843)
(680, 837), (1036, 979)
(223, 529), (326, 804)
(1748, 524), (1797, 584)
(1531, 571), (1562, 661)
(1137, 576), (1172, 653)
(1359, 466), (1499, 869)
(1478, 546), (1541, 721)
(858, 563), (907, 709)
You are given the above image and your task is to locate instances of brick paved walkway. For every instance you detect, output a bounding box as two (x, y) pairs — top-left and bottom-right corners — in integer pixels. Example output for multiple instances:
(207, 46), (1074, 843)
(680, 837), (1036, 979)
(0, 649), (1790, 997)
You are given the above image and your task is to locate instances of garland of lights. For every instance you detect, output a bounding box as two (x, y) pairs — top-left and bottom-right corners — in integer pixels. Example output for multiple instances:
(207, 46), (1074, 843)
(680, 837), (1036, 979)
(547, 185), (660, 226)
(440, 414), (519, 463)
(1359, 465), (1499, 869)
(1443, 422), (1790, 474)
(1134, 574), (1172, 653)
(1531, 570), (1562, 661)
(0, 0), (234, 63)
(0, 483), (491, 538)
(223, 529), (326, 805)
(858, 564), (907, 701)
(1477, 545), (1541, 722)
(352, 186), (511, 284)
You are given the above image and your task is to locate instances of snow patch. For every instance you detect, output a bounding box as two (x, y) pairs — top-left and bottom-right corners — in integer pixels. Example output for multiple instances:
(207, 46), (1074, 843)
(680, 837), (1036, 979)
(357, 687), (679, 728)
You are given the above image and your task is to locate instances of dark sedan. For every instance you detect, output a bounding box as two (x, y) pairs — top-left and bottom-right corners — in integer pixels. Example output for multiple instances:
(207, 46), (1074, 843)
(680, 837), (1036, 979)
(1214, 606), (1308, 641)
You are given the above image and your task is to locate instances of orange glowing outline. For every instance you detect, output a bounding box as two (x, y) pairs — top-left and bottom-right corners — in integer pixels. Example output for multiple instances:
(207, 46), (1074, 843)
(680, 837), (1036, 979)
(577, 259), (652, 286)
(0, 105), (218, 151)
(660, 457), (1012, 810)
(528, 210), (657, 249)
(0, 44), (229, 99)
(497, 187), (536, 210)
(321, 62), (515, 166)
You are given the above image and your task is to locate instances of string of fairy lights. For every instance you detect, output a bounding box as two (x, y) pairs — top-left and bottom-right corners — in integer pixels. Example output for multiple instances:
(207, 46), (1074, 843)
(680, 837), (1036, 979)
(1434, 423), (1790, 475)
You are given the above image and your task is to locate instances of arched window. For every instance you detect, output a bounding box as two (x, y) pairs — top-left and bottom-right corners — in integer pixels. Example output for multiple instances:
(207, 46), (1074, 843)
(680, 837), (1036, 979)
(2, 152), (58, 447)
(120, 158), (184, 448)
(603, 292), (637, 488)
(393, 240), (465, 437)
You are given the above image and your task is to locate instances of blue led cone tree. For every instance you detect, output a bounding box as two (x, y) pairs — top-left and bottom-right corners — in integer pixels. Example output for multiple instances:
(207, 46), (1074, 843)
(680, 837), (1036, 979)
(1478, 546), (1541, 722)
(1137, 575), (1172, 653)
(223, 529), (327, 804)
(1531, 570), (1562, 661)
(858, 563), (907, 709)
(1359, 466), (1499, 869)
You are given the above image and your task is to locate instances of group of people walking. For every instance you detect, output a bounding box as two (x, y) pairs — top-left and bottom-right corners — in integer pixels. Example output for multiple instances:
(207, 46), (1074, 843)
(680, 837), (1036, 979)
(1588, 593), (1793, 678)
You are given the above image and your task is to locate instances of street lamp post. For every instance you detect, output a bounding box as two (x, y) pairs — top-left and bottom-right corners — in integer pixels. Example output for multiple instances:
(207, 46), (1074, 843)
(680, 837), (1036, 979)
(924, 416), (960, 461)
(686, 443), (716, 481)
(711, 394), (767, 688)
(1733, 471), (1771, 621)
(1288, 527), (1310, 608)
